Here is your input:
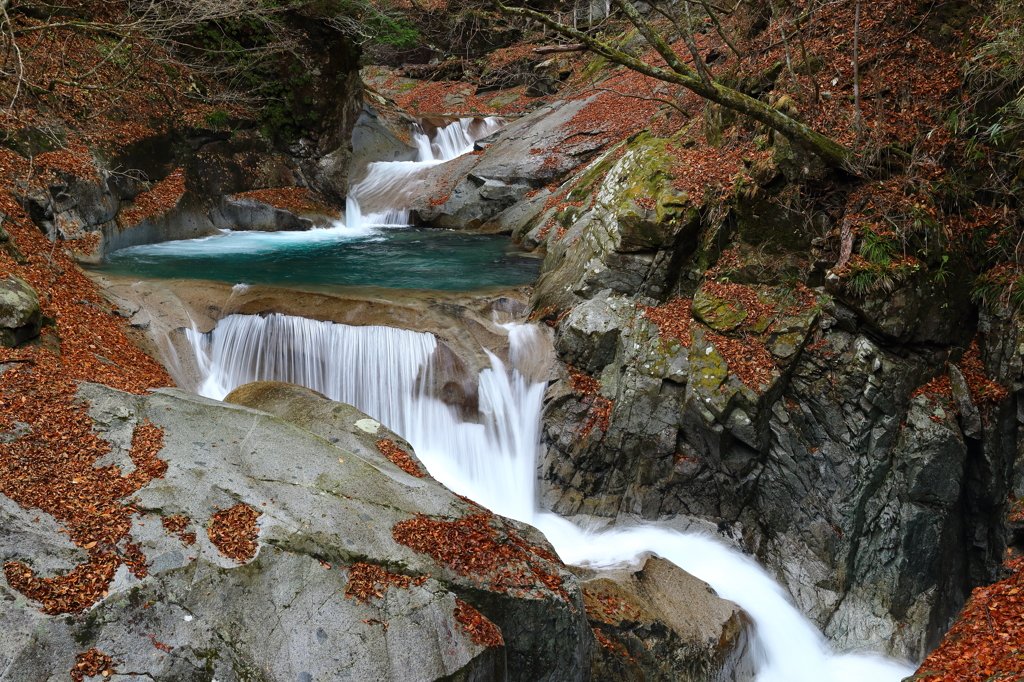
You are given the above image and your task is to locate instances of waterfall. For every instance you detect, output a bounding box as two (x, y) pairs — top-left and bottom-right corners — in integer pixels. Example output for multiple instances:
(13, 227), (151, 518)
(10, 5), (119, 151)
(346, 116), (504, 231)
(187, 313), (915, 681)
(422, 117), (503, 161)
(186, 314), (436, 433)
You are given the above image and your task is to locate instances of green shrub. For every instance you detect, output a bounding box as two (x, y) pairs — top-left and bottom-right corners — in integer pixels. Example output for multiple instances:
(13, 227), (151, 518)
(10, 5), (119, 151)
(205, 109), (231, 129)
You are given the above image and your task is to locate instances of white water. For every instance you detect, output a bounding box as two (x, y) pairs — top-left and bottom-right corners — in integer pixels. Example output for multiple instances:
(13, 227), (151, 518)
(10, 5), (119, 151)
(188, 314), (915, 682)
(346, 116), (504, 231)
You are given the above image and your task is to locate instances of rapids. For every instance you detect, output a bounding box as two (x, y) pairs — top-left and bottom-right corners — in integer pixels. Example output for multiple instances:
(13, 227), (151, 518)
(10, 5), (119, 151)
(186, 312), (916, 682)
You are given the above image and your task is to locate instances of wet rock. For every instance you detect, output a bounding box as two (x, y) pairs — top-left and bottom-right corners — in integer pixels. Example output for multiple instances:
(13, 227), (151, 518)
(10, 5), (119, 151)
(223, 381), (429, 477)
(579, 555), (755, 682)
(0, 275), (42, 348)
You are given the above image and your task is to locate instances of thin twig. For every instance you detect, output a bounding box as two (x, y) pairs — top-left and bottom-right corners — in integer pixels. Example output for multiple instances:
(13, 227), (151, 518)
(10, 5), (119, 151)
(587, 85), (691, 117)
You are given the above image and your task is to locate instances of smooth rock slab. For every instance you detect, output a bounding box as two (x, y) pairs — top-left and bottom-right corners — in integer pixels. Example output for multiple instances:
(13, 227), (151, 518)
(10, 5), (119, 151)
(0, 382), (587, 682)
(580, 555), (755, 682)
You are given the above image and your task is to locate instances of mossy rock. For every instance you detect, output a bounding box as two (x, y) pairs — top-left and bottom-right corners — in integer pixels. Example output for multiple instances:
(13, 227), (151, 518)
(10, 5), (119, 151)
(598, 134), (696, 251)
(693, 287), (747, 332)
(567, 138), (627, 203)
(0, 275), (42, 348)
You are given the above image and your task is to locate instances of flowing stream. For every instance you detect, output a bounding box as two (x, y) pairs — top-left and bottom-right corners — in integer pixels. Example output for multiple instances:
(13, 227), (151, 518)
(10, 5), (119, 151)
(187, 313), (916, 682)
(92, 117), (535, 291)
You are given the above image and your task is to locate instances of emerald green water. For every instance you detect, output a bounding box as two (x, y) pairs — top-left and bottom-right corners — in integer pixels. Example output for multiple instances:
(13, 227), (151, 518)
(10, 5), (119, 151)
(91, 226), (541, 291)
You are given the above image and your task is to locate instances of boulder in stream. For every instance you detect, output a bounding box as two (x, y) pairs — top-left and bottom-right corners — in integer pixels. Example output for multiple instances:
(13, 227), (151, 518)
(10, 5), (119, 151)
(577, 554), (755, 682)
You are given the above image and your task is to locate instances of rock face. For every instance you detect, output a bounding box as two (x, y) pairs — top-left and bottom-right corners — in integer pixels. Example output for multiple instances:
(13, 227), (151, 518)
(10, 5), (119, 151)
(350, 104), (421, 174)
(206, 195), (319, 233)
(13, 28), (361, 261)
(15, 140), (328, 262)
(578, 555), (755, 682)
(510, 130), (1021, 663)
(0, 381), (586, 681)
(0, 275), (42, 348)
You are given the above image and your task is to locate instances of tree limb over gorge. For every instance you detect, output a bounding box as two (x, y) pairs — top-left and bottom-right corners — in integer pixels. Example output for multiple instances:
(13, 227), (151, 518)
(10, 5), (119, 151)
(492, 0), (855, 170)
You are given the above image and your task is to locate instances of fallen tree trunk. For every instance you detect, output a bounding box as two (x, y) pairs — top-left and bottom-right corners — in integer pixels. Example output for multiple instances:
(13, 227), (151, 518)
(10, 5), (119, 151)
(533, 43), (587, 54)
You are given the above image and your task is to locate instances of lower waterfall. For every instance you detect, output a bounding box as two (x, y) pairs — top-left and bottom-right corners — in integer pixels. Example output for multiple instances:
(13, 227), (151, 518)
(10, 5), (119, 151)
(188, 313), (915, 682)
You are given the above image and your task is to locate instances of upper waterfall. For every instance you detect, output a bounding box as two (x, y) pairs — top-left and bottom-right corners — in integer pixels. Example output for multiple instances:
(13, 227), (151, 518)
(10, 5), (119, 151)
(346, 116), (504, 231)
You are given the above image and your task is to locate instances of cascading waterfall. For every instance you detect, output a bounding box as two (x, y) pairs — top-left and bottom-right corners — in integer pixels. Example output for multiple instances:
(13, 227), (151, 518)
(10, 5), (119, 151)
(346, 116), (504, 231)
(187, 313), (915, 681)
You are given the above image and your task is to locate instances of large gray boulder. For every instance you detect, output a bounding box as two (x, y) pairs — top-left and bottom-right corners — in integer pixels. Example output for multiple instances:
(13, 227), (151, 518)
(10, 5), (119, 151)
(0, 382), (588, 682)
(578, 555), (755, 682)
(0, 275), (42, 348)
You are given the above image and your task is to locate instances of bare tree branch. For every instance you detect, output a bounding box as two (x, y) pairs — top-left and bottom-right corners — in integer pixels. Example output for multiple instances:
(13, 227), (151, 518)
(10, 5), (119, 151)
(492, 0), (856, 169)
(698, 0), (744, 63)
(588, 85), (692, 117)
